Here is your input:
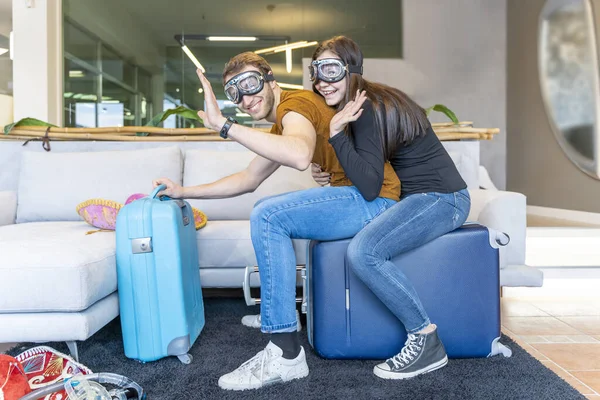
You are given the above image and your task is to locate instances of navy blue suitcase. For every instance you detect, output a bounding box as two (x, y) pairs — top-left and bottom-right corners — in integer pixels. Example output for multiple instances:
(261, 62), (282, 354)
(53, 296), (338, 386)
(305, 223), (511, 360)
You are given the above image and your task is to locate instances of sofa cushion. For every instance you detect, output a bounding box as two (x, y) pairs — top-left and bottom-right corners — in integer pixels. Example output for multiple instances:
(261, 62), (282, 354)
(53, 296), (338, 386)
(0, 222), (116, 312)
(17, 146), (183, 223)
(447, 150), (478, 189)
(184, 149), (319, 220)
(196, 220), (309, 268)
(0, 190), (17, 227)
(500, 265), (544, 287)
(0, 293), (119, 343)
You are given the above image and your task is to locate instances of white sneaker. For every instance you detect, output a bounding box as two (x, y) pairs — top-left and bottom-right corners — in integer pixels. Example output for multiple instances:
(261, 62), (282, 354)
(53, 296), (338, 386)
(218, 341), (309, 391)
(241, 310), (302, 332)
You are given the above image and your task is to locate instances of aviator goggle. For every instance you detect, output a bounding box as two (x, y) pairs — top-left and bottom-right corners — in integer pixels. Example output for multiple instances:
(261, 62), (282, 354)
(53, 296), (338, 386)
(224, 71), (275, 104)
(309, 58), (363, 83)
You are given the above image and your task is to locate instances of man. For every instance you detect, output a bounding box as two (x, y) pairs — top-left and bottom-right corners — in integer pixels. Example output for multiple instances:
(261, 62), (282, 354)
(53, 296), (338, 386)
(154, 52), (399, 391)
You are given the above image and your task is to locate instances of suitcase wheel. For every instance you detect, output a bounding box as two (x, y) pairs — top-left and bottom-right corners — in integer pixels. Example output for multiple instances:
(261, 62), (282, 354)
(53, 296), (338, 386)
(177, 353), (193, 364)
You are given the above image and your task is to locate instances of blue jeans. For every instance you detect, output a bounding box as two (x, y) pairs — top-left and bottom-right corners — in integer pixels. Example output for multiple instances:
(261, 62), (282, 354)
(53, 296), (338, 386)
(250, 186), (396, 333)
(346, 189), (471, 333)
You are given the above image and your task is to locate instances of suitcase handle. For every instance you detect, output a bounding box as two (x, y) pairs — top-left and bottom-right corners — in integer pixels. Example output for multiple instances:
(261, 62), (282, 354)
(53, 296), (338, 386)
(149, 184), (189, 225)
(495, 231), (510, 246)
(150, 184), (167, 199)
(150, 184), (186, 207)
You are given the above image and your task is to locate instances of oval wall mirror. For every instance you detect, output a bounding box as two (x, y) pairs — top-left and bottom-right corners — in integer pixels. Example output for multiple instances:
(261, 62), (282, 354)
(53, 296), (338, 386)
(539, 0), (600, 179)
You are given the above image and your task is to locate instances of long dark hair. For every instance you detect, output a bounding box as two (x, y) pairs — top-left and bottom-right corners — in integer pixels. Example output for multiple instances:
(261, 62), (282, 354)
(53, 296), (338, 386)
(312, 36), (430, 159)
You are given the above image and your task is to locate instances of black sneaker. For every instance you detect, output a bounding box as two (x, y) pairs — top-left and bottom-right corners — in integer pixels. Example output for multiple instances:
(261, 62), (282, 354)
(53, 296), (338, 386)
(374, 326), (448, 379)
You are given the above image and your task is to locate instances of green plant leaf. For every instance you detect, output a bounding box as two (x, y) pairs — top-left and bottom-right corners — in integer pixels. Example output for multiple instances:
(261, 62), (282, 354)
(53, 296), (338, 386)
(136, 106), (203, 136)
(425, 104), (459, 124)
(3, 118), (57, 134)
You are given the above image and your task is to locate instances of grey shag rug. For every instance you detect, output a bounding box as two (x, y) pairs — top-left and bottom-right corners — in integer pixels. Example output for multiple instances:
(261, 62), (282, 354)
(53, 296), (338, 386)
(9, 298), (586, 400)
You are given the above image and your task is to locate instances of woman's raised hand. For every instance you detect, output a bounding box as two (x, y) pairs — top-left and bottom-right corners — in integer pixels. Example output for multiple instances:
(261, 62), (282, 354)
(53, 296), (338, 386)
(329, 90), (367, 138)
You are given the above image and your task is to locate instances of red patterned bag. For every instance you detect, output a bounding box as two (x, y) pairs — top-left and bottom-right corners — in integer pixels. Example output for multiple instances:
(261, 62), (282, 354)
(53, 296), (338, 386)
(14, 346), (92, 400)
(0, 354), (31, 400)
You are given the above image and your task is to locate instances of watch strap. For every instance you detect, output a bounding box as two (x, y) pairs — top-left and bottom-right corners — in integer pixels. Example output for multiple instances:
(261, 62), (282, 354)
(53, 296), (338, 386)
(219, 117), (238, 139)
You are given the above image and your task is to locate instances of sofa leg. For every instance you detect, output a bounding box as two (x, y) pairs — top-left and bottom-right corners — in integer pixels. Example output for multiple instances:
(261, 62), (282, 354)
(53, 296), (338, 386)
(66, 341), (79, 362)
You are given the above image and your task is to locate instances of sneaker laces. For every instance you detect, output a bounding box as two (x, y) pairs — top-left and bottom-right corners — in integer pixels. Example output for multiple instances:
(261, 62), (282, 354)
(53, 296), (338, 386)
(389, 334), (422, 368)
(238, 347), (271, 384)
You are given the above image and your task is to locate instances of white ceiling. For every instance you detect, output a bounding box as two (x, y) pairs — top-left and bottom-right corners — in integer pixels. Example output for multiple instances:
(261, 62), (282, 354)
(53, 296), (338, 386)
(119, 0), (402, 48)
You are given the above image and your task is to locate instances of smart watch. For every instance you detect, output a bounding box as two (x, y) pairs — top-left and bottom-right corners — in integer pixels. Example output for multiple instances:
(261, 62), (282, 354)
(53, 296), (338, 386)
(219, 116), (238, 139)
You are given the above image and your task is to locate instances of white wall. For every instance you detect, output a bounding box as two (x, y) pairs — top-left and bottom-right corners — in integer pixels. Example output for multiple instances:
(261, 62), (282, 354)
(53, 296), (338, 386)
(403, 0), (507, 190)
(507, 0), (600, 212)
(12, 0), (62, 124)
(0, 0), (11, 37)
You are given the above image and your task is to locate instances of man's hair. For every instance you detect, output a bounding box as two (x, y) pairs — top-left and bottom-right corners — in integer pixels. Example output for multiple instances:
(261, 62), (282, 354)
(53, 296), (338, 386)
(222, 52), (273, 84)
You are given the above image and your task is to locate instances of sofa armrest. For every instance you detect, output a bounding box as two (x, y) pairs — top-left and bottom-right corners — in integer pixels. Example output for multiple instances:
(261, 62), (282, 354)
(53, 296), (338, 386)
(0, 191), (17, 227)
(467, 189), (526, 267)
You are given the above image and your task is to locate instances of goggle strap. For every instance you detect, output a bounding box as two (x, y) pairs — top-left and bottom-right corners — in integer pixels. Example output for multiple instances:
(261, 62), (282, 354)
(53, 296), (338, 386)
(348, 65), (363, 75)
(264, 73), (276, 82)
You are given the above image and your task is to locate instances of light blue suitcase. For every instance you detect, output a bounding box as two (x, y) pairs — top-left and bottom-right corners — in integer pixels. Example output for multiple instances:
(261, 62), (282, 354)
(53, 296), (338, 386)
(115, 184), (205, 364)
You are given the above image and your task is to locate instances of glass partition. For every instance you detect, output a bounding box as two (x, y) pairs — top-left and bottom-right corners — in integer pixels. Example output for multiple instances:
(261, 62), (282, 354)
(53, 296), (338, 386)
(62, 13), (154, 127)
(64, 0), (403, 128)
(0, 0), (13, 128)
(64, 58), (99, 127)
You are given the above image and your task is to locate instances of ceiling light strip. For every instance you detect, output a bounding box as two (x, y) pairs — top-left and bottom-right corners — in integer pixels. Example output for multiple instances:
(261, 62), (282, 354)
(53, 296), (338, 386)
(181, 45), (206, 73)
(278, 83), (304, 90)
(207, 36), (257, 41)
(254, 41), (318, 55)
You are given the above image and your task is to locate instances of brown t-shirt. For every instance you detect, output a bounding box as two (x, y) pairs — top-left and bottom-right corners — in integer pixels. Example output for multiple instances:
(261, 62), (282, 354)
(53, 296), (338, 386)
(270, 90), (400, 201)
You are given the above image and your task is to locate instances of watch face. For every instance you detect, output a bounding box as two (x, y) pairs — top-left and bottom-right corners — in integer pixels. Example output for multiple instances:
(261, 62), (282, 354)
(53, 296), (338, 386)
(220, 120), (232, 139)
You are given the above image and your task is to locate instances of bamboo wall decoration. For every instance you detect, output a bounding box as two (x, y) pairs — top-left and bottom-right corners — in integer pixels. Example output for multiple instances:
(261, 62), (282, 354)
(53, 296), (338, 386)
(2, 121), (499, 144)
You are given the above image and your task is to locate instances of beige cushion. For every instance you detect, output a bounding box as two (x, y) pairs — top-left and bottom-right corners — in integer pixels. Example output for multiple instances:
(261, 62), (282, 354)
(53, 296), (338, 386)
(0, 293), (119, 343)
(196, 220), (309, 268)
(0, 221), (117, 312)
(184, 149), (319, 220)
(17, 146), (183, 223)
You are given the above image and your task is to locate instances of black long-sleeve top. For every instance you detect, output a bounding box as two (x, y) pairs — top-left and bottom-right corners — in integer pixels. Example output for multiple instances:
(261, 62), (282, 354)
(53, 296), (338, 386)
(329, 100), (467, 200)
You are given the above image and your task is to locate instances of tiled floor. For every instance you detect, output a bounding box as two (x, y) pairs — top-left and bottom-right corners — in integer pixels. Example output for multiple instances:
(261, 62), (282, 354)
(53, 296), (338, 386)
(0, 342), (16, 353)
(501, 296), (600, 399)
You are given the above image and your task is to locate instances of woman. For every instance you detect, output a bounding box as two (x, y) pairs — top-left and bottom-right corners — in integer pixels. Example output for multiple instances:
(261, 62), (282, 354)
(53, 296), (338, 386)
(310, 36), (470, 380)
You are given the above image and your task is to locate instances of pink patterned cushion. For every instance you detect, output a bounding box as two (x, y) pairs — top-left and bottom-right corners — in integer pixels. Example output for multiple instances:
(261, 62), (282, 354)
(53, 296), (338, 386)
(75, 199), (122, 230)
(125, 193), (146, 205)
(76, 195), (207, 230)
(193, 207), (208, 230)
(125, 193), (207, 229)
